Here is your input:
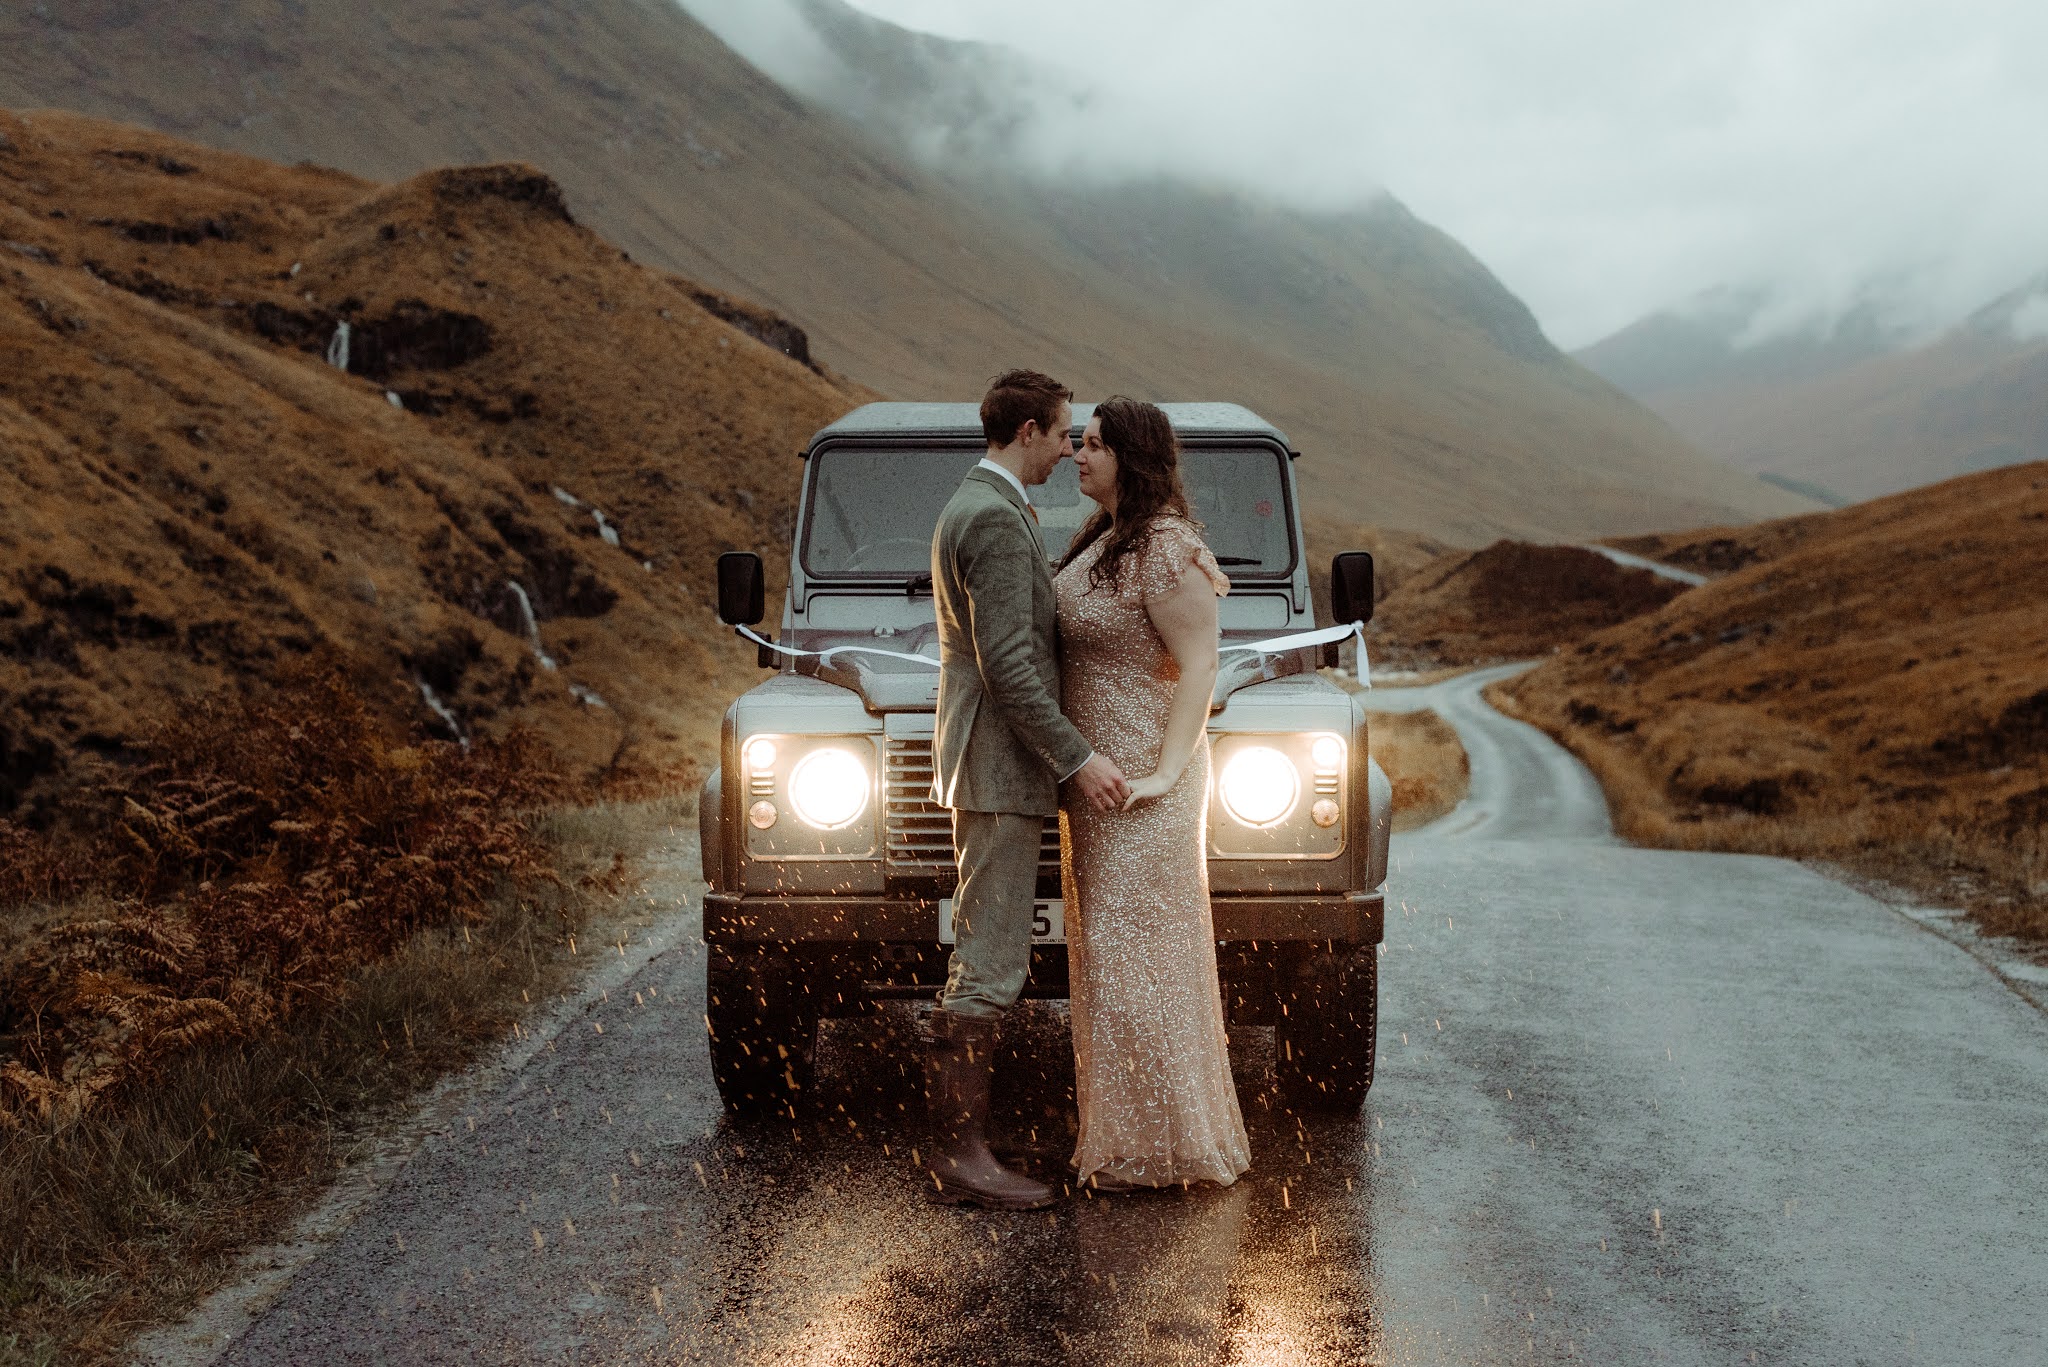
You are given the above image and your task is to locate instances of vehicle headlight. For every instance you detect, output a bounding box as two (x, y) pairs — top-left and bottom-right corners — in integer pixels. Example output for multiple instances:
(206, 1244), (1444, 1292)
(737, 733), (879, 859)
(788, 747), (871, 830)
(1207, 731), (1348, 860)
(1218, 746), (1301, 828)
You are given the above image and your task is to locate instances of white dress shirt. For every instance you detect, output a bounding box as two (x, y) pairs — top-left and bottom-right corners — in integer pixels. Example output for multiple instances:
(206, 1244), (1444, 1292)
(975, 456), (1031, 506)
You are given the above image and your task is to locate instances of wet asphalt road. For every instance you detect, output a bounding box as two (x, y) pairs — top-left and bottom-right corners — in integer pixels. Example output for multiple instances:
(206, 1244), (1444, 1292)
(203, 665), (2048, 1365)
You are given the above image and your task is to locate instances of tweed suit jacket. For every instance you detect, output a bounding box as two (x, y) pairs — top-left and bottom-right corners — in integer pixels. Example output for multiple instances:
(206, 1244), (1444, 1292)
(929, 467), (1092, 815)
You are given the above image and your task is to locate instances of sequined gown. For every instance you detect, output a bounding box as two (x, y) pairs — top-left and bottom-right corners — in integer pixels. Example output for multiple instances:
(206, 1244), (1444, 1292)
(1055, 516), (1251, 1188)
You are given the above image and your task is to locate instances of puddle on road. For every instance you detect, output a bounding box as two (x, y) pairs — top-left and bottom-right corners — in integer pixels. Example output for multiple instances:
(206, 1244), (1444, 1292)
(626, 1005), (1386, 1365)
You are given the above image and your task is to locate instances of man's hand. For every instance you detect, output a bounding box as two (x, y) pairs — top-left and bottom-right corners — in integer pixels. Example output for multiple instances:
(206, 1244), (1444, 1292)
(1070, 753), (1131, 812)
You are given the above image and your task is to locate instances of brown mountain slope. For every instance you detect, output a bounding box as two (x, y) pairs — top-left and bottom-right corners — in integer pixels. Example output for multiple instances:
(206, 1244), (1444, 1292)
(0, 0), (1811, 544)
(0, 109), (866, 814)
(1366, 542), (1688, 671)
(1495, 459), (2048, 936)
(1579, 289), (2048, 502)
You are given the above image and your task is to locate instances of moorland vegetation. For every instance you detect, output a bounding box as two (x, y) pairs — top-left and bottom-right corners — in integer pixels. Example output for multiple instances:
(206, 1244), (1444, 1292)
(1499, 464), (2048, 937)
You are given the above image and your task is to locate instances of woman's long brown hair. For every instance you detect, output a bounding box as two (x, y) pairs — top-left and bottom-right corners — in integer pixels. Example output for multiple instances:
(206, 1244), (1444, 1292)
(1057, 396), (1199, 597)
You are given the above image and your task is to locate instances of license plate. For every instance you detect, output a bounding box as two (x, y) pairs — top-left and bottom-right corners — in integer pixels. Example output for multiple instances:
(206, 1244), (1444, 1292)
(937, 898), (1064, 945)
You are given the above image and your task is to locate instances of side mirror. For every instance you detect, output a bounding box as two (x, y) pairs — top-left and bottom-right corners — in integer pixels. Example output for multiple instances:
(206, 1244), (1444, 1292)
(1330, 551), (1375, 626)
(716, 551), (765, 627)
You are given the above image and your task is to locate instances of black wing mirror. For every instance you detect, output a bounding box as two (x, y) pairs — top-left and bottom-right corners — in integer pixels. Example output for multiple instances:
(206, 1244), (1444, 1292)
(1330, 551), (1375, 626)
(716, 551), (765, 626)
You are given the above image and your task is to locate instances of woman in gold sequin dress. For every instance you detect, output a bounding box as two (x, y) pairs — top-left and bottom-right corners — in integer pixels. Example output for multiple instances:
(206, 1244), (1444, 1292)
(1054, 397), (1251, 1191)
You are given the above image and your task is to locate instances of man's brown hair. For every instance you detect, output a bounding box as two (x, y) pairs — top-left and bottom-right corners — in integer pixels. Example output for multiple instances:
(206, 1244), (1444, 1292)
(980, 369), (1072, 447)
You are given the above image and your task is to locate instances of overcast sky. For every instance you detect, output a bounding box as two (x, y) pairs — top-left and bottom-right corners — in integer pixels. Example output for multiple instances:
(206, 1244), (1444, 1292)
(688, 0), (2048, 349)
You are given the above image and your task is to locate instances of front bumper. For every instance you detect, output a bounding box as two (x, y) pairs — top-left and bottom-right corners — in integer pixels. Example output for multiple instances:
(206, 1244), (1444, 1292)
(701, 890), (1384, 945)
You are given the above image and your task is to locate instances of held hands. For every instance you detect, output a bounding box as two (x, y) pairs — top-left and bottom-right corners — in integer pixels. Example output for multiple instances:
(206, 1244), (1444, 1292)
(1071, 753), (1132, 812)
(1120, 771), (1176, 811)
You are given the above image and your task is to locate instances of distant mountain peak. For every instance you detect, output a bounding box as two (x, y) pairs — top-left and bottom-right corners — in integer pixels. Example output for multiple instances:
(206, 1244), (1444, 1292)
(1575, 268), (2048, 501)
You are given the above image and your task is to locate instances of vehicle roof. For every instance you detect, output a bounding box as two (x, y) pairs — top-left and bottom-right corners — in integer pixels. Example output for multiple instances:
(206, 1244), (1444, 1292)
(809, 402), (1296, 452)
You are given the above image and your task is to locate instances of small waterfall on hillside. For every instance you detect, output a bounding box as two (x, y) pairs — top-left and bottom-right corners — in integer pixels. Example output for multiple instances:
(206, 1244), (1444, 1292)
(325, 320), (351, 371)
(416, 677), (469, 751)
(507, 580), (556, 670)
(553, 485), (623, 548)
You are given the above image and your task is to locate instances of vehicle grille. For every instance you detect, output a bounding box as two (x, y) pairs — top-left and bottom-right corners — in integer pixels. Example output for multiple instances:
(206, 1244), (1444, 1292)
(884, 737), (1059, 874)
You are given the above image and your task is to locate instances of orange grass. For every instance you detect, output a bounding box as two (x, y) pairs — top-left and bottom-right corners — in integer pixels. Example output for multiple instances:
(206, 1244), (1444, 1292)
(0, 665), (690, 1365)
(1, 661), (561, 1129)
(1495, 459), (2048, 939)
(1368, 709), (1472, 832)
(1368, 541), (1686, 671)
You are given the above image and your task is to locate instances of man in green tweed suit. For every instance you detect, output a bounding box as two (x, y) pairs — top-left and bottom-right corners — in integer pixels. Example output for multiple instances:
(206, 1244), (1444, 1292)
(924, 370), (1130, 1210)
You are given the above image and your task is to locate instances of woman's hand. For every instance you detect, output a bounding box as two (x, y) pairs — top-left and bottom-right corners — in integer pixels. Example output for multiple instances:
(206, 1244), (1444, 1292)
(1121, 771), (1177, 811)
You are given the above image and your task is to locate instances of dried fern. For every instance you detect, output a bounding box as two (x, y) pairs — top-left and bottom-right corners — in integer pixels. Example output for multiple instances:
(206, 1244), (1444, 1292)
(1, 663), (563, 1127)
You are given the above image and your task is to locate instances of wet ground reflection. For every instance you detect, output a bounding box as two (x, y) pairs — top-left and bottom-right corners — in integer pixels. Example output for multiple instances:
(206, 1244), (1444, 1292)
(669, 1004), (1385, 1365)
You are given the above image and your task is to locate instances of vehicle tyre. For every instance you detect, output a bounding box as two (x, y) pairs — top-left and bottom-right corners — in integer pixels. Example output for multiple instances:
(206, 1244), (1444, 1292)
(1273, 943), (1377, 1112)
(705, 943), (818, 1115)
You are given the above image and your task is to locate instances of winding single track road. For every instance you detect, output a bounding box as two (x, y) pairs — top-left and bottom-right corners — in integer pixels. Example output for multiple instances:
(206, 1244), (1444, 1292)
(168, 667), (2048, 1365)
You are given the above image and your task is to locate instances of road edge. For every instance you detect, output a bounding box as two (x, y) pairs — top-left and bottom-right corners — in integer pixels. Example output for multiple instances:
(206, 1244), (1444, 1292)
(1372, 665), (2047, 1017)
(1815, 862), (2048, 1019)
(127, 835), (706, 1367)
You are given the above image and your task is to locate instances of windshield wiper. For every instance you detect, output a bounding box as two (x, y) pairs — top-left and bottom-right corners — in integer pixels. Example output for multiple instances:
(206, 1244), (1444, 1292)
(1213, 556), (1264, 567)
(904, 572), (933, 598)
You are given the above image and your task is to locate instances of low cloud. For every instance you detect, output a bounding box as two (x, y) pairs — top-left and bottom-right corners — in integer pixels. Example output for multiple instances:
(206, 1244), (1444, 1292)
(681, 0), (2048, 349)
(2011, 295), (2048, 344)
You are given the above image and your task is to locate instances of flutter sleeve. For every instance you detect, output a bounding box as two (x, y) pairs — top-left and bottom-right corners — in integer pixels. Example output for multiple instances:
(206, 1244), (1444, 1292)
(1136, 517), (1231, 603)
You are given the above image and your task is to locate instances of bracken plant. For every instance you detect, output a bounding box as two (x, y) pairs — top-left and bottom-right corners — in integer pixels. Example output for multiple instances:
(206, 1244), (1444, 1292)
(0, 661), (563, 1130)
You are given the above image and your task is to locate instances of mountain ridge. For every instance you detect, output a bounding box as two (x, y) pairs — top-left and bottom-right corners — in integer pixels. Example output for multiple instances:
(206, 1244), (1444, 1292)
(0, 0), (1812, 544)
(1578, 281), (2048, 500)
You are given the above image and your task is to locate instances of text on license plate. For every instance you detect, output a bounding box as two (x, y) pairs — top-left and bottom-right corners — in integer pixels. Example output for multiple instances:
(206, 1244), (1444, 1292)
(937, 898), (1064, 945)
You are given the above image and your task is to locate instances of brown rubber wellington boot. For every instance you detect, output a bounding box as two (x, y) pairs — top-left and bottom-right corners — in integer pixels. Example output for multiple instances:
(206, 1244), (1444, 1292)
(922, 1010), (1055, 1210)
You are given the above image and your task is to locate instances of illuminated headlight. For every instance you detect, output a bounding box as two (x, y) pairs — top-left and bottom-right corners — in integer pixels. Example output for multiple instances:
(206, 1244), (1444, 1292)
(1219, 746), (1301, 827)
(787, 747), (871, 830)
(738, 733), (878, 859)
(1207, 731), (1348, 861)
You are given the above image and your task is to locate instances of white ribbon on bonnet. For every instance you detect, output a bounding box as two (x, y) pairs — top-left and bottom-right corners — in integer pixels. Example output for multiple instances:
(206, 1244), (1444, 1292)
(734, 619), (1371, 688)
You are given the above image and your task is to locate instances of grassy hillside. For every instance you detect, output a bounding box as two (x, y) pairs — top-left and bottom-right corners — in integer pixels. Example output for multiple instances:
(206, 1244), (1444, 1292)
(1367, 543), (1689, 671)
(1496, 460), (2048, 937)
(0, 107), (867, 815)
(0, 0), (1810, 545)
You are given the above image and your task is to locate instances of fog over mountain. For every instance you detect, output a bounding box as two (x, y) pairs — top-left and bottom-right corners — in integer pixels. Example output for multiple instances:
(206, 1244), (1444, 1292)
(1575, 275), (2048, 501)
(684, 0), (2048, 350)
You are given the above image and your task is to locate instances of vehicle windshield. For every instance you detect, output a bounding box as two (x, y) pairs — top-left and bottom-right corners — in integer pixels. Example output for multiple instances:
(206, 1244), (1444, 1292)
(801, 445), (1296, 578)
